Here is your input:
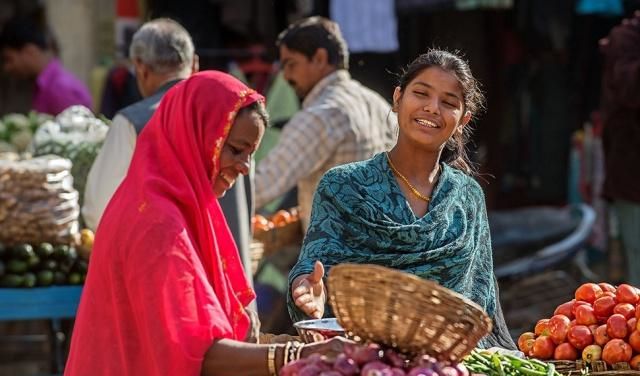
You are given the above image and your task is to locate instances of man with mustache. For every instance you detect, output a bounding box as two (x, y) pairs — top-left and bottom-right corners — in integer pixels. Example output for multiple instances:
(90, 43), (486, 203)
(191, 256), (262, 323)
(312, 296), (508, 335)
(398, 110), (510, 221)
(255, 17), (396, 229)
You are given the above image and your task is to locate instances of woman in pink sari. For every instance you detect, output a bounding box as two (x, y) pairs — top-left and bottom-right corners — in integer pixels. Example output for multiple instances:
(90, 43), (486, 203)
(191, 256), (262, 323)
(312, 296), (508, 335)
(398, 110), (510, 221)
(65, 71), (344, 376)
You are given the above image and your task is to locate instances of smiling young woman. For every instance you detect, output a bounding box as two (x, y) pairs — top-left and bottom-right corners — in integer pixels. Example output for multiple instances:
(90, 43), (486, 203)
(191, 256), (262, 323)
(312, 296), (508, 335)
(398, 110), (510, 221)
(288, 49), (517, 351)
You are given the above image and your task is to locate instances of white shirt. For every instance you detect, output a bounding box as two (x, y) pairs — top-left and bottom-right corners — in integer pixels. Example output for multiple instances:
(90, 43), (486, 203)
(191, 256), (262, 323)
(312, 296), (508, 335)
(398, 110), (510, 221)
(82, 114), (137, 230)
(330, 0), (399, 53)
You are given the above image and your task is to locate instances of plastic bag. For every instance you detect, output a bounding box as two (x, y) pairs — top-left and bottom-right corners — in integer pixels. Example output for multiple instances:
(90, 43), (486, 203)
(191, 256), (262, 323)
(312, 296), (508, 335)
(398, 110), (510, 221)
(0, 155), (79, 245)
(30, 106), (109, 210)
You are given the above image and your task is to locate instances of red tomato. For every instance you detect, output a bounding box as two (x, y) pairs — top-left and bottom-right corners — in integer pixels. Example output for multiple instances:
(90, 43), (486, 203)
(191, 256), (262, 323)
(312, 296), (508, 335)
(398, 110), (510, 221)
(602, 339), (633, 365)
(252, 215), (272, 232)
(575, 305), (598, 326)
(628, 318), (637, 334)
(616, 284), (639, 304)
(535, 319), (551, 337)
(567, 325), (594, 350)
(548, 315), (571, 344)
(629, 330), (640, 352)
(636, 304), (640, 321)
(582, 344), (603, 364)
(554, 342), (578, 361)
(614, 303), (636, 320)
(631, 354), (640, 370)
(594, 324), (610, 346)
(271, 210), (292, 227)
(518, 332), (536, 353)
(607, 314), (629, 339)
(531, 336), (556, 360)
(576, 283), (604, 303)
(599, 282), (617, 293)
(572, 301), (592, 317)
(593, 296), (617, 319)
(554, 300), (575, 320)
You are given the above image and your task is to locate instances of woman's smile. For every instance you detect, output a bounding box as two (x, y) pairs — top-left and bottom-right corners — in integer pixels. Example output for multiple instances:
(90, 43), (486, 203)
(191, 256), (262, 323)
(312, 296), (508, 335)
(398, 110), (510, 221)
(414, 117), (441, 129)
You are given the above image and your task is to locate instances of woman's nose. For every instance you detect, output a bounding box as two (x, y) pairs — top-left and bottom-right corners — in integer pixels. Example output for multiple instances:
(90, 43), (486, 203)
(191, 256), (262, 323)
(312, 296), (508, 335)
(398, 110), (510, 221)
(423, 98), (439, 114)
(236, 155), (251, 175)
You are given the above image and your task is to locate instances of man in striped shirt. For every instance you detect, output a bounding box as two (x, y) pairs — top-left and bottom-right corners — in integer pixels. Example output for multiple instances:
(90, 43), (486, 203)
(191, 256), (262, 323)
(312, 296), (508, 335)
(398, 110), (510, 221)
(255, 17), (397, 229)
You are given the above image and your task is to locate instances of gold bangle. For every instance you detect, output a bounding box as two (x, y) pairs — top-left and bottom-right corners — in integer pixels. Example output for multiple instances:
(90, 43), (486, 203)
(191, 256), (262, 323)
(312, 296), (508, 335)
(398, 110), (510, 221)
(283, 341), (292, 366)
(267, 344), (277, 376)
(295, 342), (304, 361)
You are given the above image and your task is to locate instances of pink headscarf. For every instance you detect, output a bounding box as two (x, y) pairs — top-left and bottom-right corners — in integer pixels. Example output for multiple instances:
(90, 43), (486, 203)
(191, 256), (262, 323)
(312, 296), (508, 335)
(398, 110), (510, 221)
(65, 71), (264, 375)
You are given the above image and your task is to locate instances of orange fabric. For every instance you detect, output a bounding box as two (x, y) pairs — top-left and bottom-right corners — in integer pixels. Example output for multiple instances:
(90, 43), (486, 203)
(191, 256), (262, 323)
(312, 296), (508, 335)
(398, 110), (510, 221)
(65, 71), (263, 376)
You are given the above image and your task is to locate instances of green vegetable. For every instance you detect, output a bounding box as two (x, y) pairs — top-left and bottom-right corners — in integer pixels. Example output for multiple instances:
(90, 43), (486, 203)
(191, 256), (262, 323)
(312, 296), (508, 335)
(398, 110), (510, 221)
(464, 350), (561, 376)
(23, 272), (37, 288)
(36, 243), (55, 258)
(0, 273), (25, 287)
(37, 270), (54, 286)
(6, 259), (28, 274)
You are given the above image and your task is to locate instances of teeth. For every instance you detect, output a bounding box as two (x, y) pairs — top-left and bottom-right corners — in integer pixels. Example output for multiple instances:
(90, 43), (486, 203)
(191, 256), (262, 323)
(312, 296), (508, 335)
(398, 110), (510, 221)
(220, 173), (235, 186)
(416, 119), (439, 128)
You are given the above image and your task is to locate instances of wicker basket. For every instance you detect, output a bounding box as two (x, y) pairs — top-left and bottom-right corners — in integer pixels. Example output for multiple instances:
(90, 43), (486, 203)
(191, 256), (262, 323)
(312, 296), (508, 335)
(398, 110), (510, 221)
(550, 360), (640, 375)
(327, 264), (493, 362)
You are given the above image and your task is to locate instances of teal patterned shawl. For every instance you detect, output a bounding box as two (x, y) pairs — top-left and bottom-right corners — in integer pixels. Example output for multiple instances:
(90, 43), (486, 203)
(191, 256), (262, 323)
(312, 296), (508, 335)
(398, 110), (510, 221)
(287, 153), (515, 349)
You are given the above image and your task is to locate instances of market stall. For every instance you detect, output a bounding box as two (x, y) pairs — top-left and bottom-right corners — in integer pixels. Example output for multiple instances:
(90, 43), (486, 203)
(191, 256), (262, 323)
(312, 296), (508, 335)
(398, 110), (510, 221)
(280, 264), (562, 376)
(0, 106), (103, 374)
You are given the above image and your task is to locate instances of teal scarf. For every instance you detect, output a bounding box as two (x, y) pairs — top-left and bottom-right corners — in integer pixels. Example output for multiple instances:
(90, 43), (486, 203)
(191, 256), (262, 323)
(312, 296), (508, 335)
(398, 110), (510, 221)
(288, 153), (514, 349)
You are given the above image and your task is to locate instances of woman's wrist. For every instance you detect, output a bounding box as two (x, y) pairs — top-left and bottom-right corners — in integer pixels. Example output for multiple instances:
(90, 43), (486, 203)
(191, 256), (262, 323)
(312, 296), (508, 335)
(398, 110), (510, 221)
(273, 344), (285, 375)
(276, 341), (304, 373)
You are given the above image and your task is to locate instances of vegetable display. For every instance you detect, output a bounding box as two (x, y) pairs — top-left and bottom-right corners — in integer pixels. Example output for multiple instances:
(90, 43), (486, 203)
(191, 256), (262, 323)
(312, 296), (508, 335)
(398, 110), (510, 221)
(463, 349), (560, 376)
(0, 112), (52, 154)
(0, 238), (91, 288)
(280, 343), (470, 376)
(30, 106), (109, 212)
(519, 282), (640, 369)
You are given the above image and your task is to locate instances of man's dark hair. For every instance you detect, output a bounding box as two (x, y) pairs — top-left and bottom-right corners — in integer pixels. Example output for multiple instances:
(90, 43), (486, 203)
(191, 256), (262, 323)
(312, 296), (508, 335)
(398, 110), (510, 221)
(0, 16), (51, 51)
(276, 16), (349, 69)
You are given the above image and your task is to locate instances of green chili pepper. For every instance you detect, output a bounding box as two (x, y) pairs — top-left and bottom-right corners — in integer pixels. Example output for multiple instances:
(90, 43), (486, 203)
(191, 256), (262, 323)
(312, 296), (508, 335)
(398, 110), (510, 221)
(491, 353), (505, 376)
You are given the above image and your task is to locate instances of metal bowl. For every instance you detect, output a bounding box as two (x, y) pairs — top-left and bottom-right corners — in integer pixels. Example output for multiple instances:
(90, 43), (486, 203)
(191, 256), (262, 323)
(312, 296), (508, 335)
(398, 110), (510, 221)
(293, 318), (345, 343)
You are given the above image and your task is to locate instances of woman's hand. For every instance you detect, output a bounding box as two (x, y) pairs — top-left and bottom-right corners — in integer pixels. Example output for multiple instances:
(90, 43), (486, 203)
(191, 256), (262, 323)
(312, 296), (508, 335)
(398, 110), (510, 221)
(291, 261), (326, 319)
(299, 336), (353, 360)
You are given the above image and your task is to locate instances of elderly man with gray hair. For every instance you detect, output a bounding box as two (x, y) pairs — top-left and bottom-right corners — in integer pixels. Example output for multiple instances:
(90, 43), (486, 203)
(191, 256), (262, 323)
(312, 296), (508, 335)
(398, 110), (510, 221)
(85, 18), (260, 288)
(83, 18), (197, 231)
(84, 18), (258, 287)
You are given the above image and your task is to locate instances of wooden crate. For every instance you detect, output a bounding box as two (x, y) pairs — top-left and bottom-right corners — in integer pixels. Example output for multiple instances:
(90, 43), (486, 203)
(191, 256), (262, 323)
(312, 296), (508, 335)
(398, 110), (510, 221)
(551, 360), (640, 375)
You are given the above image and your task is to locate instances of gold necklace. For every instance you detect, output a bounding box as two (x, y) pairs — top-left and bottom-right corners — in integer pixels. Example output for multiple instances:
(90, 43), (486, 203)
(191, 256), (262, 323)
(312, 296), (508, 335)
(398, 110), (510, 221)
(385, 152), (431, 202)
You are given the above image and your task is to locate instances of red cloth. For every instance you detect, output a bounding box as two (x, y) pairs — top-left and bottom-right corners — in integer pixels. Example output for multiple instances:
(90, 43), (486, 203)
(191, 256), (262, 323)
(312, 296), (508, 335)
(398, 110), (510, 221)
(65, 71), (263, 376)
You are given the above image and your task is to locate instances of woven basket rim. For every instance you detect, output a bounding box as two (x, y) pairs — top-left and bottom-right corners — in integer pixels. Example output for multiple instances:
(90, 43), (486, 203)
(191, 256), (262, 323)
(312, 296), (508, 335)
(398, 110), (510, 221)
(327, 263), (493, 360)
(329, 263), (491, 316)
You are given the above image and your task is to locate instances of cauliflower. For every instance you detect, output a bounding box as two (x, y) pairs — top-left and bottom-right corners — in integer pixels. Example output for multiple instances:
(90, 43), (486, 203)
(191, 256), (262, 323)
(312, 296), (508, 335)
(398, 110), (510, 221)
(3, 113), (31, 130)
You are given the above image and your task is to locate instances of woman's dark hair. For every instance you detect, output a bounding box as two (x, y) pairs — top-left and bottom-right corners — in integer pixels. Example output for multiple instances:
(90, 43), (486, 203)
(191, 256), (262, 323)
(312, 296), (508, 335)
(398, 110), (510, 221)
(276, 16), (349, 69)
(238, 101), (269, 128)
(397, 49), (485, 175)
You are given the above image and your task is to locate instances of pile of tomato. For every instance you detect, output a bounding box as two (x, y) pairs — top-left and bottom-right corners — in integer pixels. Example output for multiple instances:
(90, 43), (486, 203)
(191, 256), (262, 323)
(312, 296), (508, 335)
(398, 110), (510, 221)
(519, 282), (640, 368)
(252, 207), (300, 233)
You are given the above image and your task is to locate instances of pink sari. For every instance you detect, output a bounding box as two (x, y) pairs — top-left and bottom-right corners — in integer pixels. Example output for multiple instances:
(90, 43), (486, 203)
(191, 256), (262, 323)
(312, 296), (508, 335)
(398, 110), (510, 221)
(65, 72), (263, 375)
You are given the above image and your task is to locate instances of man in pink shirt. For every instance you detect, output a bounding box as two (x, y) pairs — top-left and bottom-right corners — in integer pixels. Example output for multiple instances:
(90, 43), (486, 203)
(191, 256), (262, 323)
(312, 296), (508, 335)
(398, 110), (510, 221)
(0, 17), (92, 115)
